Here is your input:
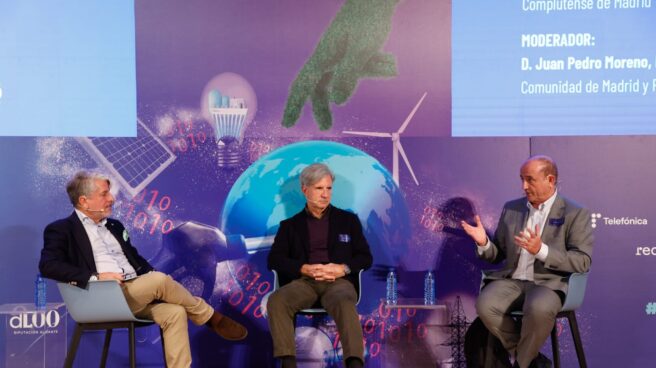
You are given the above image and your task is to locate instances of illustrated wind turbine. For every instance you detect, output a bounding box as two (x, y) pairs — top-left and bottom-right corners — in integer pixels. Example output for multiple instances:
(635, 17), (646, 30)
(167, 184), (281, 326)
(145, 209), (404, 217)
(343, 92), (427, 187)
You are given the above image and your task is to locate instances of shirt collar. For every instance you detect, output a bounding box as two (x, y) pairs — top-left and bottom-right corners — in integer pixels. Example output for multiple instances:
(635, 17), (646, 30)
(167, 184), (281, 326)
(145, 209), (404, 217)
(526, 190), (558, 212)
(75, 208), (107, 227)
(305, 204), (331, 219)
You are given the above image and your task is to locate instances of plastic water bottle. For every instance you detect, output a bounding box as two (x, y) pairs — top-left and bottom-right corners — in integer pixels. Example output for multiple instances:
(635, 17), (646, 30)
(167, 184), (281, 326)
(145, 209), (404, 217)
(386, 268), (398, 304)
(424, 270), (435, 305)
(35, 274), (47, 310)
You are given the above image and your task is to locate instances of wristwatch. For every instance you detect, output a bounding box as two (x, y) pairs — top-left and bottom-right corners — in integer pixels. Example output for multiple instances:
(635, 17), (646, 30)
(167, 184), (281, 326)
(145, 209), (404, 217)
(343, 264), (351, 275)
(89, 273), (99, 281)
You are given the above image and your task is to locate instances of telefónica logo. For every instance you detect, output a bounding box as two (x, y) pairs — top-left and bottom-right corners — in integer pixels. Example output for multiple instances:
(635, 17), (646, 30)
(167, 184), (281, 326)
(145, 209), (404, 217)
(591, 212), (648, 228)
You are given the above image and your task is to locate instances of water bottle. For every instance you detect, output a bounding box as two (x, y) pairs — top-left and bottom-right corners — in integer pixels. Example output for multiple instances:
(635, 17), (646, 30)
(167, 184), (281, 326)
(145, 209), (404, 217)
(424, 270), (435, 305)
(35, 274), (47, 310)
(386, 268), (398, 304)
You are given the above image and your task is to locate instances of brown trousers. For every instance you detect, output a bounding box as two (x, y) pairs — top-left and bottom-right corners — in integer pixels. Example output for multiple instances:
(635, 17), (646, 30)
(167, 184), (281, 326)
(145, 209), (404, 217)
(267, 277), (364, 362)
(121, 271), (214, 368)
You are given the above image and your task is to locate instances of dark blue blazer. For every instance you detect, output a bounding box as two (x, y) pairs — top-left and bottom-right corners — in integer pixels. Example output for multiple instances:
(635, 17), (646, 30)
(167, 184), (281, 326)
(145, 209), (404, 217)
(39, 212), (153, 288)
(267, 205), (372, 288)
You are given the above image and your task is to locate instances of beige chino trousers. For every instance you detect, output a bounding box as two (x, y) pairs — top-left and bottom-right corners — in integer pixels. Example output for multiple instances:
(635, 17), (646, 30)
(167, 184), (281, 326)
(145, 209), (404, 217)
(121, 271), (214, 368)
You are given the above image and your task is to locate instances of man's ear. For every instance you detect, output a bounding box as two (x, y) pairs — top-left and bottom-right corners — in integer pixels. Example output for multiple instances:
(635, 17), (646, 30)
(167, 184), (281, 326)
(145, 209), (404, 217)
(77, 196), (87, 209)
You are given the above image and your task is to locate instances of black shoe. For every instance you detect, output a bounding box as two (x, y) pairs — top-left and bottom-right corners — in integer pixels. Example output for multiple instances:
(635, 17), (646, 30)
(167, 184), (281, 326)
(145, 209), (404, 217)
(529, 353), (552, 368)
(513, 353), (552, 368)
(346, 357), (364, 368)
(280, 356), (296, 368)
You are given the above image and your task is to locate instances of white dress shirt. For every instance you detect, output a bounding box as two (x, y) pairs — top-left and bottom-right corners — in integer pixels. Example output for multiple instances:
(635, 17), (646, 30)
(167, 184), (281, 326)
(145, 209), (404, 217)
(478, 191), (557, 281)
(75, 209), (137, 279)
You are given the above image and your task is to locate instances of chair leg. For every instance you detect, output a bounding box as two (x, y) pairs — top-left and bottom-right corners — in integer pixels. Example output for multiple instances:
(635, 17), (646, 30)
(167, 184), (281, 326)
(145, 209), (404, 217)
(551, 322), (560, 368)
(129, 323), (136, 368)
(100, 329), (113, 368)
(566, 312), (587, 368)
(63, 324), (84, 368)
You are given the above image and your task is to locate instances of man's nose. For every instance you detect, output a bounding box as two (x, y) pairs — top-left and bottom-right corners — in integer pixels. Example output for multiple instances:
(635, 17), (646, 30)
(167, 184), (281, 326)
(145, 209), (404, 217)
(521, 181), (529, 190)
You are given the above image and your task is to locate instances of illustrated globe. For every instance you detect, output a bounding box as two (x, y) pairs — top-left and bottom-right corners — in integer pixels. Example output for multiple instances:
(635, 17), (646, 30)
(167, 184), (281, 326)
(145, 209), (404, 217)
(221, 140), (411, 311)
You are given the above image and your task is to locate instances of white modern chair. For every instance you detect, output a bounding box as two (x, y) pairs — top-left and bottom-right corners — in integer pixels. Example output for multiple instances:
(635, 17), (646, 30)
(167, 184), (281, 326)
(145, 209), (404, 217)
(57, 280), (165, 368)
(480, 272), (589, 368)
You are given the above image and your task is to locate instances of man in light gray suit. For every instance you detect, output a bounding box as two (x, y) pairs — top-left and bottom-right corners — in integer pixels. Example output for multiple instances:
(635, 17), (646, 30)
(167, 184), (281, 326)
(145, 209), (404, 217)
(461, 155), (593, 368)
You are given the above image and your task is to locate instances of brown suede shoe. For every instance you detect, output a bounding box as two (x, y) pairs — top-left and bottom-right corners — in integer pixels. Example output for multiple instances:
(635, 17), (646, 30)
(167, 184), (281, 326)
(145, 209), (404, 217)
(207, 311), (248, 341)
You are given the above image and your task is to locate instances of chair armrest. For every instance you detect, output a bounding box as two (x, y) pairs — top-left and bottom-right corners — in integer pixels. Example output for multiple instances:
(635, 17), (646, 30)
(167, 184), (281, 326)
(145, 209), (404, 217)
(561, 272), (589, 312)
(272, 270), (280, 290)
(356, 269), (363, 306)
(57, 280), (150, 323)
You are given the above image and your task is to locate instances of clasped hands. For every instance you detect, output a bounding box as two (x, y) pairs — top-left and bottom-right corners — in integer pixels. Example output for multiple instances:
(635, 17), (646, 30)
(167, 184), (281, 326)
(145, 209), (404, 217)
(301, 263), (346, 282)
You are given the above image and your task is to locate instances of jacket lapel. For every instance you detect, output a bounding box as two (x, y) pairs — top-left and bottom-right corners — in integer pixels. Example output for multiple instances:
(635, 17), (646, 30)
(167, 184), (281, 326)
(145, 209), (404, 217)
(295, 209), (311, 259)
(510, 203), (530, 268)
(68, 212), (97, 272)
(541, 195), (565, 245)
(105, 220), (141, 271)
(105, 221), (125, 247)
(327, 206), (338, 256)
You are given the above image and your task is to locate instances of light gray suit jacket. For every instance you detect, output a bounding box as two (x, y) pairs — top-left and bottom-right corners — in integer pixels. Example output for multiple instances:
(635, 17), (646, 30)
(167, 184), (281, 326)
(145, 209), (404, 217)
(479, 195), (593, 294)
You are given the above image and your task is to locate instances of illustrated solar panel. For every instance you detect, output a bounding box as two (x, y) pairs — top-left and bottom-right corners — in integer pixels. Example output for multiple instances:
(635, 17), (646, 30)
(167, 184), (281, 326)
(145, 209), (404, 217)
(77, 119), (176, 197)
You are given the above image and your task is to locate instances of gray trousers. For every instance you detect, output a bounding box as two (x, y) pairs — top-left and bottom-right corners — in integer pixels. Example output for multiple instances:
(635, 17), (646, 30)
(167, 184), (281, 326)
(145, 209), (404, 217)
(266, 277), (364, 362)
(476, 279), (562, 368)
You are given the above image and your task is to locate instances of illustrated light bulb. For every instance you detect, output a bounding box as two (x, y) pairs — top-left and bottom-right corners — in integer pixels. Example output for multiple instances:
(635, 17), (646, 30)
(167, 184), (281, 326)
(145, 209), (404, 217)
(208, 88), (248, 168)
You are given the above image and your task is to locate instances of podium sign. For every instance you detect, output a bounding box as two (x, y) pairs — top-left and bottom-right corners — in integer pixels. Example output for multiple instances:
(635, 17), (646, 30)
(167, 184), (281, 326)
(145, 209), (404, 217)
(380, 299), (451, 367)
(0, 303), (67, 368)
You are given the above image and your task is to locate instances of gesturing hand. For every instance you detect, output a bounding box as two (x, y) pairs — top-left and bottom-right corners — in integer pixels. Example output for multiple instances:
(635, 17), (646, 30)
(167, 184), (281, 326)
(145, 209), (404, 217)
(281, 0), (400, 130)
(460, 215), (487, 246)
(514, 225), (542, 255)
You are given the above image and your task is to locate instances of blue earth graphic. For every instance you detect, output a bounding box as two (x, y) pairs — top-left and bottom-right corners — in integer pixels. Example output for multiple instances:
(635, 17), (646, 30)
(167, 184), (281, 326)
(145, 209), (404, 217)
(221, 140), (411, 312)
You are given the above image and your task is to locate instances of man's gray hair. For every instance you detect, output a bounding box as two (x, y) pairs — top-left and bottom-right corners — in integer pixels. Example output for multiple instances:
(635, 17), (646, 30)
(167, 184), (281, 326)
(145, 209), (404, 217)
(300, 163), (334, 187)
(66, 171), (111, 207)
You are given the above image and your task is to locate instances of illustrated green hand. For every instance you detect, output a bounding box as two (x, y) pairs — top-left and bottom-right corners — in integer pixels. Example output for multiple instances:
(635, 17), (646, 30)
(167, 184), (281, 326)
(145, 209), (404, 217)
(282, 0), (400, 131)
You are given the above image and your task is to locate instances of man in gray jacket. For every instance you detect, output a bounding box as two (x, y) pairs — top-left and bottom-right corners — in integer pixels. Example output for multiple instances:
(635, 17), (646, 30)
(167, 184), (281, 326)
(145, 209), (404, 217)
(461, 155), (593, 368)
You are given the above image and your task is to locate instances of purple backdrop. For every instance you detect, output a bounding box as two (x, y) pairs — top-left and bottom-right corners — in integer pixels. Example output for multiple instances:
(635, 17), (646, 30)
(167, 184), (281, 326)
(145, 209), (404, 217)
(0, 1), (654, 367)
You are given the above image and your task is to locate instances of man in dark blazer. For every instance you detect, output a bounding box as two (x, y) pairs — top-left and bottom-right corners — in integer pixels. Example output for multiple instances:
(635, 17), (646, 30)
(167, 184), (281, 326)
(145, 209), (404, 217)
(267, 163), (372, 368)
(39, 171), (248, 368)
(461, 156), (593, 368)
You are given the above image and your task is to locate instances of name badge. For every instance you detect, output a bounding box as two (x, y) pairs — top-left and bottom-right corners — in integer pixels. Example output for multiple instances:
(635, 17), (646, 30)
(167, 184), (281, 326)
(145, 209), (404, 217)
(548, 218), (565, 226)
(338, 234), (350, 243)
